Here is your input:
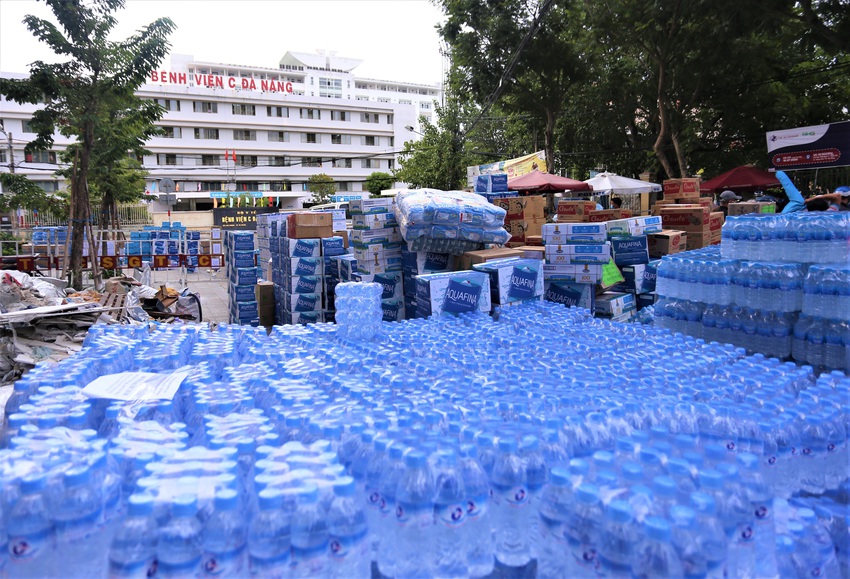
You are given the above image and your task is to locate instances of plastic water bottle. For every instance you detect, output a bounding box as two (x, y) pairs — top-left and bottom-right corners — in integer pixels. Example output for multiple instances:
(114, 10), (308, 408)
(520, 434), (548, 558)
(565, 483), (603, 578)
(631, 516), (684, 579)
(393, 450), (435, 579)
(799, 414), (828, 494)
(458, 443), (494, 578)
(596, 499), (639, 579)
(108, 494), (158, 578)
(430, 449), (469, 578)
(736, 453), (778, 579)
(364, 437), (388, 559)
(248, 489), (290, 578)
(7, 473), (54, 579)
(53, 464), (104, 578)
(715, 463), (756, 578)
(376, 444), (405, 578)
(536, 467), (573, 579)
(158, 495), (203, 579)
(327, 476), (370, 579)
(290, 483), (328, 578)
(201, 489), (247, 577)
(689, 492), (728, 579)
(491, 437), (532, 570)
(797, 507), (842, 579)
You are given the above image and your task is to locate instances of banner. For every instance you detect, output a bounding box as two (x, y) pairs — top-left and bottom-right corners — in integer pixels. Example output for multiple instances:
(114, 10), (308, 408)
(467, 151), (547, 187)
(767, 120), (850, 170)
(213, 207), (277, 230)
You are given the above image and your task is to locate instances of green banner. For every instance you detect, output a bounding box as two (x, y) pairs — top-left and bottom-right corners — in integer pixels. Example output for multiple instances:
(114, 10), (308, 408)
(602, 259), (625, 287)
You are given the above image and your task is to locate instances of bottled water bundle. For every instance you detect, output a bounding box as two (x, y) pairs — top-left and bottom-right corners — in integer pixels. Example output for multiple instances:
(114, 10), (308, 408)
(334, 282), (383, 340)
(721, 212), (850, 263)
(0, 305), (848, 578)
(394, 189), (512, 252)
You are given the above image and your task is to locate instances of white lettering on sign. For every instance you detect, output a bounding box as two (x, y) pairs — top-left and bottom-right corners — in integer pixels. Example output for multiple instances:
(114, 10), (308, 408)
(149, 71), (293, 94)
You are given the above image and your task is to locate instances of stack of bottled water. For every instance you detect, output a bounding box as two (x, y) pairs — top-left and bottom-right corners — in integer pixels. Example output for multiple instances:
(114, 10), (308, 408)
(0, 305), (847, 578)
(721, 212), (850, 262)
(334, 282), (383, 340)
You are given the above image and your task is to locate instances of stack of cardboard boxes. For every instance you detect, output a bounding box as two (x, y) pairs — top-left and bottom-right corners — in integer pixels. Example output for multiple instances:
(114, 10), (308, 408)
(727, 201), (777, 216)
(493, 196), (547, 246)
(474, 173), (514, 202)
(651, 178), (725, 254)
(225, 230), (260, 326)
(556, 200), (633, 224)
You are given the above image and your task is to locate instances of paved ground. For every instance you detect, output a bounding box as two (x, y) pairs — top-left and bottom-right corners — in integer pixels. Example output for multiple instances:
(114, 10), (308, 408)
(149, 269), (230, 324)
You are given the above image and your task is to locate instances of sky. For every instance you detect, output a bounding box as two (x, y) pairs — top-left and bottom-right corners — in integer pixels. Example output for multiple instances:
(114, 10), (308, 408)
(0, 0), (447, 85)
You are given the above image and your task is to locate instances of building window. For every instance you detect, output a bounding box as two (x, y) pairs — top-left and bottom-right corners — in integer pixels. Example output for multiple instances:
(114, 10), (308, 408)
(330, 134), (351, 145)
(302, 157), (322, 168)
(161, 126), (182, 138)
(34, 181), (59, 192)
(201, 154), (219, 166)
(193, 101), (218, 113)
(271, 181), (288, 191)
(157, 99), (181, 111)
(332, 158), (352, 169)
(236, 155), (258, 167)
(301, 183), (310, 192)
(157, 153), (180, 166)
(420, 102), (432, 110)
(302, 133), (318, 144)
(388, 136), (394, 147)
(233, 129), (257, 141)
(268, 106), (289, 118)
(268, 131), (290, 142)
(22, 120), (35, 133)
(356, 96), (369, 102)
(361, 159), (374, 169)
(25, 150), (56, 164)
(300, 108), (320, 120)
(199, 182), (223, 192)
(337, 181), (350, 192)
(232, 104), (256, 116)
(319, 77), (343, 99)
(362, 135), (376, 146)
(361, 112), (379, 123)
(377, 97), (391, 103)
(330, 110), (348, 121)
(387, 114), (394, 124)
(269, 156), (290, 167)
(387, 159), (395, 170)
(0, 151), (6, 164)
(194, 128), (220, 140)
(399, 99), (412, 105)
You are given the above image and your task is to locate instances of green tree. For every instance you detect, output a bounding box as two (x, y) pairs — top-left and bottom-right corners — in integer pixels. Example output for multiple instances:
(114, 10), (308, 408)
(0, 173), (69, 219)
(364, 171), (395, 197)
(0, 0), (174, 289)
(307, 173), (336, 205)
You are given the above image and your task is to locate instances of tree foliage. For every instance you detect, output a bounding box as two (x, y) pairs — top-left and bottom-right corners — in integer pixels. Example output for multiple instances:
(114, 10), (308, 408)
(364, 172), (395, 197)
(307, 173), (336, 205)
(0, 0), (174, 288)
(0, 173), (68, 219)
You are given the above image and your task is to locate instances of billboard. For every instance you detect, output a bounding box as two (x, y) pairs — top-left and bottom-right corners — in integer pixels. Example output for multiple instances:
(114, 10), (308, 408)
(467, 151), (547, 187)
(767, 120), (850, 170)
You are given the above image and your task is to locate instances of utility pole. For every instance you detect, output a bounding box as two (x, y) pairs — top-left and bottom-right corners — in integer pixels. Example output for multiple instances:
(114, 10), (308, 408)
(7, 131), (14, 174)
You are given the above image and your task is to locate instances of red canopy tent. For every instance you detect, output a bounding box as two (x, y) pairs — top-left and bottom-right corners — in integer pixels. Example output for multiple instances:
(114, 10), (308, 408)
(700, 165), (781, 193)
(508, 170), (593, 192)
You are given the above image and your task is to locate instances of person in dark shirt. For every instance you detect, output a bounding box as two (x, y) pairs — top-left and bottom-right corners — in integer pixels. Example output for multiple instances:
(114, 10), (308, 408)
(718, 190), (741, 217)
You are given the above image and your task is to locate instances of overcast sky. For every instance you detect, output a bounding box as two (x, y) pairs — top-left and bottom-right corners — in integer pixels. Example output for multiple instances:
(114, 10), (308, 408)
(0, 0), (447, 85)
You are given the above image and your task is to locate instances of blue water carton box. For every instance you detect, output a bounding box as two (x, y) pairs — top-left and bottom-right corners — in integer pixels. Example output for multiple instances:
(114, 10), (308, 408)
(637, 293), (657, 311)
(381, 298), (405, 322)
(542, 263), (604, 285)
(611, 235), (650, 266)
(606, 216), (663, 236)
(352, 271), (404, 300)
(335, 256), (358, 281)
(619, 263), (655, 294)
(229, 231), (256, 251)
(352, 213), (399, 230)
(283, 291), (323, 313)
(231, 300), (259, 320)
(321, 236), (347, 257)
(282, 310), (324, 325)
(231, 250), (256, 268)
(230, 267), (258, 286)
(355, 256), (403, 275)
(230, 283), (256, 303)
(415, 271), (491, 316)
(595, 291), (637, 317)
(544, 280), (596, 310)
(643, 260), (660, 293)
(349, 227), (403, 246)
(545, 243), (611, 265)
(473, 258), (545, 305)
(350, 197), (394, 215)
(282, 238), (321, 258)
(401, 249), (455, 274)
(283, 257), (324, 277)
(542, 223), (608, 244)
(284, 275), (324, 295)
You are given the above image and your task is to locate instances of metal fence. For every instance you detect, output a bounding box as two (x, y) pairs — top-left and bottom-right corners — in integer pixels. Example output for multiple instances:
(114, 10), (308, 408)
(15, 203), (153, 229)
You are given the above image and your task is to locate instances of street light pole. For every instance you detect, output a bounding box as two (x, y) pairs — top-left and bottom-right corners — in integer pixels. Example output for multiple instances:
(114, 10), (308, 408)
(0, 122), (14, 173)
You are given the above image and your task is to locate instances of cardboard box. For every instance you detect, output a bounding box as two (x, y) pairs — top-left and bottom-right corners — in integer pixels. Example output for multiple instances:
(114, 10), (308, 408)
(709, 212), (725, 232)
(472, 258), (545, 305)
(352, 271), (405, 300)
(663, 178), (701, 200)
(287, 213), (333, 239)
(381, 298), (406, 322)
(556, 200), (597, 221)
(694, 197), (715, 209)
(647, 230), (687, 257)
(525, 235), (543, 246)
(402, 250), (456, 274)
(711, 229), (722, 245)
(642, 260), (660, 293)
(727, 202), (777, 216)
(456, 248), (524, 272)
(595, 291), (637, 316)
(686, 231), (711, 250)
(543, 281), (595, 310)
(611, 236), (650, 266)
(515, 246), (546, 260)
(659, 206), (711, 232)
(493, 196), (546, 219)
(636, 293), (657, 311)
(605, 216), (663, 237)
(282, 310), (324, 325)
(282, 257), (324, 277)
(283, 275), (325, 295)
(415, 270), (492, 316)
(542, 222), (607, 237)
(280, 237), (322, 258)
(283, 291), (323, 312)
(320, 236), (347, 257)
(351, 213), (399, 230)
(255, 281), (275, 307)
(542, 263), (603, 284)
(618, 264), (651, 294)
(349, 227), (402, 246)
(506, 219), (544, 242)
(544, 243), (611, 265)
(349, 197), (394, 215)
(586, 209), (632, 223)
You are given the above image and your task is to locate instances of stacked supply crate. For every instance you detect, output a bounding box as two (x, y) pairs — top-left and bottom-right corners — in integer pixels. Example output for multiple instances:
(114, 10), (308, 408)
(539, 222), (609, 313)
(474, 173), (514, 203)
(320, 235), (349, 323)
(605, 215), (663, 313)
(400, 248), (457, 319)
(225, 230), (259, 326)
(348, 198), (406, 322)
(472, 257), (545, 310)
(274, 213), (333, 325)
(493, 195), (546, 246)
(656, 178), (727, 251)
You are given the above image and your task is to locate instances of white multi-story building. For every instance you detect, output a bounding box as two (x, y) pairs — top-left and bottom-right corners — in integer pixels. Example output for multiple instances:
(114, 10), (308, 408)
(0, 51), (442, 211)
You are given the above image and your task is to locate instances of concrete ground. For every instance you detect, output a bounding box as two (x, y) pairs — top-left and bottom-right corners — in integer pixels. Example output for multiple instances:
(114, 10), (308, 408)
(149, 268), (230, 324)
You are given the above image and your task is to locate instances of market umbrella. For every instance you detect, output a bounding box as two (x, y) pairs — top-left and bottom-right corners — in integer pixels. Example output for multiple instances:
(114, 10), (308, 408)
(583, 172), (662, 195)
(700, 165), (781, 193)
(507, 170), (593, 193)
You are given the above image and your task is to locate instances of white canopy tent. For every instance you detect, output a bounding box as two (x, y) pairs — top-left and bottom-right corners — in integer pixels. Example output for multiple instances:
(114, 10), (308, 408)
(583, 172), (662, 196)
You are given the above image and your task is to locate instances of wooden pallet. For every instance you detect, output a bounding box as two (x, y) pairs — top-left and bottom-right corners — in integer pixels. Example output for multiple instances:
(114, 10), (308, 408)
(97, 293), (126, 322)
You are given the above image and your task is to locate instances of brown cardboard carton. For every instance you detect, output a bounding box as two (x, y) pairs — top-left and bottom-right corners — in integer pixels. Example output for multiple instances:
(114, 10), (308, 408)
(332, 230), (349, 247)
(686, 231), (711, 250)
(586, 209), (633, 222)
(556, 200), (596, 220)
(648, 230), (688, 257)
(514, 246), (546, 260)
(525, 235), (544, 246)
(709, 212), (725, 232)
(711, 229), (722, 245)
(660, 206), (711, 232)
(663, 178), (701, 200)
(727, 202), (777, 216)
(506, 219), (543, 242)
(288, 212), (333, 239)
(255, 281), (275, 307)
(693, 197), (715, 209)
(456, 247), (524, 271)
(259, 304), (275, 328)
(494, 196), (546, 219)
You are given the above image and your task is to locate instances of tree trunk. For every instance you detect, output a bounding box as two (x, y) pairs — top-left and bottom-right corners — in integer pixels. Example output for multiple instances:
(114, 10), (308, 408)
(544, 108), (557, 216)
(653, 62), (676, 180)
(69, 124), (94, 290)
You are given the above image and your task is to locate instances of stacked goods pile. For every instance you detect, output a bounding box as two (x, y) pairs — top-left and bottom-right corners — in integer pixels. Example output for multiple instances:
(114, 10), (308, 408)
(652, 178), (726, 253)
(473, 173), (514, 202)
(224, 230), (259, 326)
(492, 195), (547, 246)
(556, 200), (632, 223)
(1, 306), (848, 578)
(654, 212), (850, 371)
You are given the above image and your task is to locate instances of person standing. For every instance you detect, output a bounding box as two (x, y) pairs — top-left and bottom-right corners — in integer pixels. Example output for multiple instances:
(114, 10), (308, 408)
(717, 190), (741, 217)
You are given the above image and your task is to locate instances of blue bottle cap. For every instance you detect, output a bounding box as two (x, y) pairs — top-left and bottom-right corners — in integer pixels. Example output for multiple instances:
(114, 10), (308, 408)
(652, 475), (677, 499)
(257, 489), (283, 511)
(127, 494), (154, 517)
(698, 469), (724, 490)
(172, 495), (198, 518)
(20, 472), (46, 494)
(63, 465), (91, 487)
(736, 452), (760, 471)
(333, 476), (356, 497)
(620, 462), (644, 483)
(606, 500), (634, 524)
(669, 505), (696, 528)
(214, 489), (239, 511)
(498, 438), (517, 453)
(550, 467), (570, 487)
(666, 458), (692, 479)
(404, 451), (427, 468)
(569, 458), (590, 476)
(575, 483), (600, 505)
(690, 491), (716, 515)
(388, 445), (405, 461)
(643, 516), (672, 542)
